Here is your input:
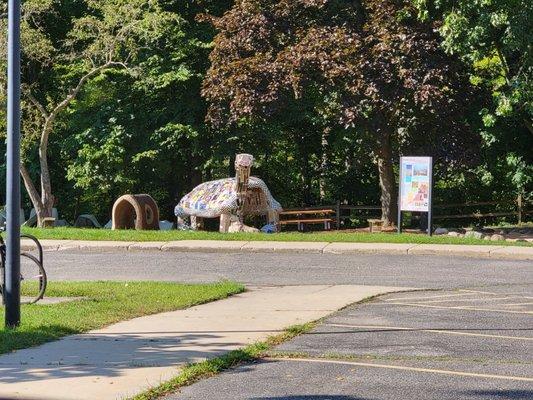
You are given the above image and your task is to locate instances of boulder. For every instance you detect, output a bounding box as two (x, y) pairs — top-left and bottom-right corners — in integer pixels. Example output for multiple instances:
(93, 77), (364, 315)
(465, 231), (484, 240)
(448, 231), (460, 237)
(228, 220), (259, 233)
(434, 228), (448, 235)
(490, 234), (505, 241)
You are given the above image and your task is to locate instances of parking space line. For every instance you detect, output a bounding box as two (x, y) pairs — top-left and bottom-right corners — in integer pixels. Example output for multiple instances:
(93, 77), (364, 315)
(459, 289), (502, 295)
(383, 302), (533, 315)
(325, 324), (533, 341)
(460, 289), (533, 299)
(384, 293), (478, 302)
(412, 296), (516, 304)
(267, 357), (533, 382)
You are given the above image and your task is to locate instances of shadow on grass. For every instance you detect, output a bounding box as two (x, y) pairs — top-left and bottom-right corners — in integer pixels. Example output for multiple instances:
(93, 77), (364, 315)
(0, 324), (78, 355)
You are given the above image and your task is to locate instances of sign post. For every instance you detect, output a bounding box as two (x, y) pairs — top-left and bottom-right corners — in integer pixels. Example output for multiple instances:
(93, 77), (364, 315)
(5, 0), (22, 328)
(397, 156), (433, 236)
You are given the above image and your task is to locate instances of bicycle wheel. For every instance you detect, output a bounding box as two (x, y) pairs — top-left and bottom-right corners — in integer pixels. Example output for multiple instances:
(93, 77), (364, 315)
(20, 252), (47, 304)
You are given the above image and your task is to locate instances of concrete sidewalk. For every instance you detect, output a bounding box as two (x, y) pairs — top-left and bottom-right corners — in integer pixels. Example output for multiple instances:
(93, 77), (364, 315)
(0, 284), (404, 400)
(21, 238), (533, 260)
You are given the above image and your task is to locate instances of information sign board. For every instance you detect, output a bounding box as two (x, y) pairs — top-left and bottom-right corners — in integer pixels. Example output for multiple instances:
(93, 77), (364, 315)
(399, 157), (432, 212)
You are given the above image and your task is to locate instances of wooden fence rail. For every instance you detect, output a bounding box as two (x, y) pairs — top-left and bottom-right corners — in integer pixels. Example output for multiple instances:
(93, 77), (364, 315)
(285, 195), (531, 229)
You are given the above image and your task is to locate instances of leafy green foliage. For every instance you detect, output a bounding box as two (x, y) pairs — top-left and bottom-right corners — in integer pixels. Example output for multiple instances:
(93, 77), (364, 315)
(413, 0), (532, 196)
(0, 0), (529, 225)
(201, 0), (481, 223)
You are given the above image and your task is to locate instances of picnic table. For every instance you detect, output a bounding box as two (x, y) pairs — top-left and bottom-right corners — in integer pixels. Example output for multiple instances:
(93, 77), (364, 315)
(279, 209), (335, 232)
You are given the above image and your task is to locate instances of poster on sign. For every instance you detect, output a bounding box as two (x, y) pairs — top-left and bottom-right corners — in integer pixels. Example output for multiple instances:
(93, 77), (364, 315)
(399, 157), (432, 212)
(398, 156), (433, 235)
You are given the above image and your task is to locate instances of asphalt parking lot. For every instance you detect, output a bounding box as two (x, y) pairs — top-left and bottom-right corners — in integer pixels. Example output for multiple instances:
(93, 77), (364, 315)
(172, 284), (533, 399)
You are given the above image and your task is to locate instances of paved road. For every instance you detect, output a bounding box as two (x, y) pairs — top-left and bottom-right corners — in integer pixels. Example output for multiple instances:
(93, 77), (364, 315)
(41, 250), (532, 289)
(39, 250), (532, 399)
(172, 285), (533, 400)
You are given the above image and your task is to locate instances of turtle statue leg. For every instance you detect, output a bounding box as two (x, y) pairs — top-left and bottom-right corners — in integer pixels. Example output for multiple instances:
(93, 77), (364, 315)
(219, 213), (231, 233)
(267, 210), (280, 232)
(190, 216), (204, 230)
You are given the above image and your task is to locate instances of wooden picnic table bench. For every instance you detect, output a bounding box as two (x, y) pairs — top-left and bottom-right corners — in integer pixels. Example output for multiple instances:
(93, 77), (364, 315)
(279, 209), (335, 231)
(367, 218), (384, 233)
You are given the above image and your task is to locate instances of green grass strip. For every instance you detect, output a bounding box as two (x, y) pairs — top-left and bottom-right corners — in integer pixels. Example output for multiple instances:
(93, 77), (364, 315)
(130, 323), (315, 400)
(21, 227), (532, 246)
(0, 281), (244, 355)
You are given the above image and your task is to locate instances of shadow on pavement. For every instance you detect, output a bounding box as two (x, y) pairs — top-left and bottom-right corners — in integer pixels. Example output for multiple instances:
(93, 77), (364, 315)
(0, 331), (242, 383)
(252, 397), (373, 400)
(461, 390), (533, 399)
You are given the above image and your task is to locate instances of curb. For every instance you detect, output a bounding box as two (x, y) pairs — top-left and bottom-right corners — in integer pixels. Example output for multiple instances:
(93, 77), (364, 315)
(19, 239), (533, 260)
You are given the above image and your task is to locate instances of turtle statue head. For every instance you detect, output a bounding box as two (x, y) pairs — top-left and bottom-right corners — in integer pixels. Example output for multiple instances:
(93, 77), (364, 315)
(235, 154), (254, 186)
(235, 153), (254, 172)
(234, 154), (254, 218)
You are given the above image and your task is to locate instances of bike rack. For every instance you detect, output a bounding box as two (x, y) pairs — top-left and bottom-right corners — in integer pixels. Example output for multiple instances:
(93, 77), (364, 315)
(1, 234), (46, 305)
(19, 234), (46, 303)
(20, 234), (44, 267)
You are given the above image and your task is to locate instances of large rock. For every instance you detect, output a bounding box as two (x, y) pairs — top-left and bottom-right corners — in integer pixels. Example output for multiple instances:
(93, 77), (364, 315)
(465, 231), (484, 240)
(448, 231), (460, 237)
(434, 228), (448, 235)
(490, 234), (505, 241)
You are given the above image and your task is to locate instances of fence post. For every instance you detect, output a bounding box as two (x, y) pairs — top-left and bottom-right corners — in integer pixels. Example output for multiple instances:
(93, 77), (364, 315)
(335, 200), (341, 230)
(517, 193), (522, 225)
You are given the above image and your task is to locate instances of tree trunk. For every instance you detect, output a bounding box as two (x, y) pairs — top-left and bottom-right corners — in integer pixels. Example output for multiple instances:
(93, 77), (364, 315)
(38, 137), (55, 224)
(20, 164), (53, 228)
(302, 150), (312, 205)
(376, 133), (397, 226)
(319, 127), (330, 201)
(35, 204), (54, 227)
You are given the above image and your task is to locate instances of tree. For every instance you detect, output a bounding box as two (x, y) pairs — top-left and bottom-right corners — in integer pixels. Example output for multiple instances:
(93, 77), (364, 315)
(60, 0), (235, 222)
(413, 0), (533, 197)
(0, 0), (179, 226)
(202, 0), (478, 225)
(414, 0), (532, 133)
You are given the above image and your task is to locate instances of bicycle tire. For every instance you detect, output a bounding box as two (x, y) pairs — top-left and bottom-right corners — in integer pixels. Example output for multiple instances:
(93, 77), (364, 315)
(20, 252), (47, 304)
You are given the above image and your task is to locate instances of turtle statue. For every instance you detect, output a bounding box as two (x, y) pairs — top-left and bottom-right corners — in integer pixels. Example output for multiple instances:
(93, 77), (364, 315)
(174, 154), (282, 232)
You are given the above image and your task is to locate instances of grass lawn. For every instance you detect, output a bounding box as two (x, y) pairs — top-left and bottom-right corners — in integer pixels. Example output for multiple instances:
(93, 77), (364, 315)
(21, 226), (532, 246)
(0, 281), (244, 355)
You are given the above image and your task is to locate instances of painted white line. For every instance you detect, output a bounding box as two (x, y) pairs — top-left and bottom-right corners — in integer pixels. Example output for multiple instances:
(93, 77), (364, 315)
(383, 302), (533, 315)
(459, 289), (533, 299)
(325, 324), (533, 341)
(383, 293), (477, 302)
(268, 357), (533, 382)
(412, 296), (517, 304)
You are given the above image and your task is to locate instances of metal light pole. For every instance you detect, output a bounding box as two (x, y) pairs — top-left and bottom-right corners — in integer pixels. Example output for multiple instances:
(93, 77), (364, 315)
(5, 0), (22, 328)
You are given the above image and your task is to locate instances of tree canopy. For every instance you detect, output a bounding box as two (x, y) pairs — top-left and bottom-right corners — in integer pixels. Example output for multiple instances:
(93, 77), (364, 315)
(202, 0), (481, 224)
(413, 0), (532, 194)
(0, 0), (530, 227)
